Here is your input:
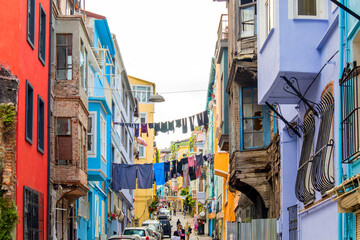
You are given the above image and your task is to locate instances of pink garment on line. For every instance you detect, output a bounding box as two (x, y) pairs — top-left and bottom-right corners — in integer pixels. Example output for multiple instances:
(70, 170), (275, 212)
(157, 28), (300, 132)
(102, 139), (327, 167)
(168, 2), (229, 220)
(196, 166), (201, 178)
(182, 169), (190, 188)
(188, 156), (195, 167)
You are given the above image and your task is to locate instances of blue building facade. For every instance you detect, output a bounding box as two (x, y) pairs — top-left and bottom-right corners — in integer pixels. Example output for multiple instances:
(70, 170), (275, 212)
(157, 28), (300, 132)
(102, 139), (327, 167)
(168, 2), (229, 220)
(258, 1), (340, 239)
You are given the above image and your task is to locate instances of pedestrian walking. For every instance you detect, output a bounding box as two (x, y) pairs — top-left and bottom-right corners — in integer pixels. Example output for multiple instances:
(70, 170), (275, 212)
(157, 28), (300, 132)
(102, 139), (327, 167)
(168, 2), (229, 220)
(177, 219), (181, 226)
(173, 224), (185, 240)
(185, 222), (192, 240)
(174, 208), (176, 216)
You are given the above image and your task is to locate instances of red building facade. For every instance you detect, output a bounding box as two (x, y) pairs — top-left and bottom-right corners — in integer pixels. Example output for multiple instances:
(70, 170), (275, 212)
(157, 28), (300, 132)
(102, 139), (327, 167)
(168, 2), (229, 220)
(0, 0), (51, 239)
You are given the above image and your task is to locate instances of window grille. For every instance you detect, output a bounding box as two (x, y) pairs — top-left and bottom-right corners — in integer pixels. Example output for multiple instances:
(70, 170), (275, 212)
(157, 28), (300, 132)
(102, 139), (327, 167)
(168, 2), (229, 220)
(340, 65), (360, 163)
(295, 112), (315, 204)
(288, 205), (297, 240)
(312, 90), (335, 194)
(23, 186), (44, 240)
(56, 34), (73, 80)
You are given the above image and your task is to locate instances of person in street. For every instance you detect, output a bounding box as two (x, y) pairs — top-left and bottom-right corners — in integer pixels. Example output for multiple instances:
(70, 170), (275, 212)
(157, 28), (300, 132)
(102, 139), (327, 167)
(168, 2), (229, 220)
(173, 224), (185, 240)
(173, 208), (176, 216)
(184, 222), (192, 240)
(177, 218), (181, 226)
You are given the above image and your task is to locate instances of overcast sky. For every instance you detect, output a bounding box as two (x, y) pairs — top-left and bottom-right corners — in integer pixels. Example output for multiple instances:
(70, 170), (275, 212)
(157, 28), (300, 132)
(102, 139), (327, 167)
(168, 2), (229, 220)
(86, 0), (226, 149)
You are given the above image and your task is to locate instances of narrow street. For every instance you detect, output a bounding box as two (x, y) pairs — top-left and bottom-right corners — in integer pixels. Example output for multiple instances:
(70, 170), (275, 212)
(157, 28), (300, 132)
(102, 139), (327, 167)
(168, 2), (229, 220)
(163, 212), (211, 240)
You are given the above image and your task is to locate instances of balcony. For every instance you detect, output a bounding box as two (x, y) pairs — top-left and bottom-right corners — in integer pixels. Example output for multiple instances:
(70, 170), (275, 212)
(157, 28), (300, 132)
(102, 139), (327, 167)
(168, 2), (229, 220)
(215, 14), (228, 63)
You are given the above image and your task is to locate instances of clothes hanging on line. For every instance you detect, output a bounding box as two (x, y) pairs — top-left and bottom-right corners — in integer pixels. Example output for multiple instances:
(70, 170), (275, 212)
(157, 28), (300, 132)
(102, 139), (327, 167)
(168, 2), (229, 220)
(181, 157), (188, 171)
(196, 112), (204, 126)
(141, 123), (148, 137)
(171, 160), (178, 178)
(155, 123), (161, 136)
(182, 169), (190, 188)
(154, 162), (165, 185)
(196, 166), (201, 179)
(182, 118), (188, 134)
(177, 160), (183, 176)
(196, 153), (204, 166)
(188, 156), (195, 167)
(203, 111), (209, 126)
(161, 122), (168, 133)
(134, 124), (140, 137)
(112, 163), (137, 190)
(175, 119), (182, 128)
(137, 163), (154, 189)
(168, 120), (175, 132)
(189, 115), (195, 131)
(148, 123), (154, 129)
(189, 166), (197, 181)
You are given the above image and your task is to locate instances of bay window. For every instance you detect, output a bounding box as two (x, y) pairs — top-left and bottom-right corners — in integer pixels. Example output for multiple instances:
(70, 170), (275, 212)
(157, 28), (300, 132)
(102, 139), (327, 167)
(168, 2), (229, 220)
(132, 85), (152, 103)
(239, 0), (256, 38)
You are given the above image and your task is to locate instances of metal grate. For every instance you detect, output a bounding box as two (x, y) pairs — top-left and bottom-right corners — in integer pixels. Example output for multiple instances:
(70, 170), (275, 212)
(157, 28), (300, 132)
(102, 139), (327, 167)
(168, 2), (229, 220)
(288, 205), (297, 240)
(340, 65), (360, 163)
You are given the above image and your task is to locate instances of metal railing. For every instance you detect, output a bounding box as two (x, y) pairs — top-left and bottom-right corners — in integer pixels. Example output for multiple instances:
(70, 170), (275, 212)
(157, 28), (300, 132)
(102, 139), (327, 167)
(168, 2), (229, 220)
(227, 219), (277, 240)
(217, 14), (228, 41)
(340, 65), (360, 163)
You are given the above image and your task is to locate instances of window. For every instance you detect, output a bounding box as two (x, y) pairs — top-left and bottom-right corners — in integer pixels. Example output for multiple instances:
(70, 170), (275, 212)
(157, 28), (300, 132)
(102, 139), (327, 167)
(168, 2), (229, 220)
(239, 0), (256, 38)
(88, 113), (96, 155)
(79, 123), (86, 170)
(56, 34), (73, 80)
(139, 145), (145, 159)
(136, 112), (147, 125)
(78, 196), (89, 219)
(38, 4), (46, 65)
(80, 40), (85, 87)
(295, 112), (315, 205)
(37, 95), (45, 153)
(132, 85), (153, 103)
(297, 0), (316, 16)
(340, 66), (360, 163)
(121, 119), (128, 151)
(265, 0), (274, 36)
(56, 118), (72, 164)
(26, 80), (34, 144)
(23, 186), (44, 240)
(241, 87), (268, 149)
(27, 0), (35, 48)
(100, 115), (106, 160)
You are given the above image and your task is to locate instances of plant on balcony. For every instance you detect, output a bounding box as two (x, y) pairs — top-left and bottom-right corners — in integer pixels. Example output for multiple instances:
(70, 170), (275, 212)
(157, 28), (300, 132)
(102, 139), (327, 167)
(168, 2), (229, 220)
(148, 195), (159, 214)
(108, 212), (118, 221)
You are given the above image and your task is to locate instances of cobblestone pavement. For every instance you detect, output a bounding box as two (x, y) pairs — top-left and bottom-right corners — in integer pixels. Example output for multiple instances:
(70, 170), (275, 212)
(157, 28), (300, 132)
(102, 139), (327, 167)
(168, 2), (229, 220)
(163, 211), (212, 240)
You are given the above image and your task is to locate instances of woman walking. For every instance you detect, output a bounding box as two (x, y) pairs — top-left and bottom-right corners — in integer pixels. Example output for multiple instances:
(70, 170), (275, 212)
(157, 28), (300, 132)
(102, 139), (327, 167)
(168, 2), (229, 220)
(173, 224), (185, 240)
(185, 222), (192, 240)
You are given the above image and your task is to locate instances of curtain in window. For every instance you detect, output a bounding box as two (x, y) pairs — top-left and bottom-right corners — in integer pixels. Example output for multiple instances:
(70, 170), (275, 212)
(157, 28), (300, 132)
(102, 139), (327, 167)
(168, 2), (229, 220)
(295, 112), (315, 204)
(312, 91), (335, 195)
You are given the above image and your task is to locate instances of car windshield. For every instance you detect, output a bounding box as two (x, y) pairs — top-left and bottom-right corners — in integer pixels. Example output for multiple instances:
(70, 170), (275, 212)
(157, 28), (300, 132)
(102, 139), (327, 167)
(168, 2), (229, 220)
(123, 229), (145, 237)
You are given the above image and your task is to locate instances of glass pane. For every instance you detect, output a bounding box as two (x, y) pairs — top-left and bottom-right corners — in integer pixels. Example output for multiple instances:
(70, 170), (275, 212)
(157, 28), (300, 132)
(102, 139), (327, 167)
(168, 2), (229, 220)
(57, 35), (66, 44)
(147, 91), (151, 102)
(243, 119), (253, 133)
(298, 0), (316, 16)
(141, 92), (146, 102)
(241, 0), (253, 4)
(253, 104), (263, 117)
(243, 89), (252, 103)
(137, 86), (147, 91)
(243, 104), (253, 117)
(242, 6), (254, 21)
(57, 119), (71, 135)
(253, 88), (258, 102)
(241, 6), (255, 37)
(253, 118), (263, 132)
(88, 117), (92, 133)
(244, 133), (253, 148)
(57, 46), (66, 68)
(254, 132), (263, 147)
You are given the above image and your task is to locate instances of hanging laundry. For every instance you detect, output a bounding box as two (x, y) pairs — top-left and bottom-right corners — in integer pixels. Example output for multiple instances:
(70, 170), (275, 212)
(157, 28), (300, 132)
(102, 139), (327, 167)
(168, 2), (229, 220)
(160, 122), (168, 133)
(189, 115), (195, 131)
(182, 118), (188, 134)
(196, 112), (204, 126)
(181, 157), (188, 171)
(137, 163), (154, 189)
(175, 119), (182, 128)
(164, 161), (170, 172)
(182, 169), (190, 188)
(188, 156), (195, 167)
(134, 124), (140, 137)
(148, 123), (154, 129)
(203, 111), (209, 126)
(196, 166), (201, 179)
(112, 163), (137, 190)
(196, 153), (204, 166)
(154, 162), (165, 185)
(171, 160), (178, 178)
(141, 123), (148, 137)
(204, 154), (214, 164)
(168, 120), (175, 132)
(189, 166), (196, 181)
(177, 160), (183, 176)
(155, 123), (161, 136)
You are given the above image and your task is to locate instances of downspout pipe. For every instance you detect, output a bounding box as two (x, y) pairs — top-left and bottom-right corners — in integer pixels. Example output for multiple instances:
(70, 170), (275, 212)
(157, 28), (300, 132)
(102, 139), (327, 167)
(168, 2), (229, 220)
(338, 1), (344, 239)
(47, 0), (53, 239)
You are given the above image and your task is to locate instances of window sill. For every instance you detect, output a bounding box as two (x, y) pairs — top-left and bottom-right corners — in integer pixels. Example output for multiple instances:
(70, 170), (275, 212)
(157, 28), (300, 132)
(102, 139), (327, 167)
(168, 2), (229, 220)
(298, 195), (331, 215)
(259, 28), (274, 54)
(38, 54), (46, 66)
(292, 17), (328, 21)
(27, 37), (35, 50)
(37, 145), (44, 155)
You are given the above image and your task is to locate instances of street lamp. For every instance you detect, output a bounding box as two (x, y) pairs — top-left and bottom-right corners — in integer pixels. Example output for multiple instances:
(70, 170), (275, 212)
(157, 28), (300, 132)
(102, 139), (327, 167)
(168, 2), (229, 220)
(149, 93), (165, 103)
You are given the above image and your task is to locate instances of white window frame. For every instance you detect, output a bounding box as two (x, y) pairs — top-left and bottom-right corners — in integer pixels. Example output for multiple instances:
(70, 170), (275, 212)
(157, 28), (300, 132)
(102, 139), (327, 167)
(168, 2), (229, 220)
(239, 0), (257, 38)
(289, 0), (328, 20)
(89, 71), (95, 96)
(139, 145), (146, 159)
(88, 112), (97, 157)
(100, 115), (106, 161)
(132, 85), (153, 103)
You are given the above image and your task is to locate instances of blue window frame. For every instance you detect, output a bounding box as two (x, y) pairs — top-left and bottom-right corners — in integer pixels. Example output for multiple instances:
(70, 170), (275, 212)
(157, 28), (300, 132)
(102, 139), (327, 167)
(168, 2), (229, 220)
(240, 87), (270, 150)
(25, 80), (34, 144)
(38, 4), (46, 65)
(27, 0), (35, 48)
(37, 95), (45, 153)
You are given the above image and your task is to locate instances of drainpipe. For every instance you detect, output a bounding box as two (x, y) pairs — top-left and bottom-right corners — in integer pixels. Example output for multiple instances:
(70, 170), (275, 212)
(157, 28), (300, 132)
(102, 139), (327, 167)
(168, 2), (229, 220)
(72, 0), (75, 15)
(338, 1), (344, 239)
(47, 0), (53, 239)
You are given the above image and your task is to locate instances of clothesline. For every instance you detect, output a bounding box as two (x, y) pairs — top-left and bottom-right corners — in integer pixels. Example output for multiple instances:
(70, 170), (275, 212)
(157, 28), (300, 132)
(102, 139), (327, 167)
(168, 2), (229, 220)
(113, 110), (209, 136)
(111, 153), (214, 191)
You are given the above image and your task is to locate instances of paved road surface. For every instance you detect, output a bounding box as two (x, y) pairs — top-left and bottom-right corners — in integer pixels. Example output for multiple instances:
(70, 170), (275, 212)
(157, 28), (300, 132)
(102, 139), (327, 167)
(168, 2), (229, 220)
(163, 212), (211, 240)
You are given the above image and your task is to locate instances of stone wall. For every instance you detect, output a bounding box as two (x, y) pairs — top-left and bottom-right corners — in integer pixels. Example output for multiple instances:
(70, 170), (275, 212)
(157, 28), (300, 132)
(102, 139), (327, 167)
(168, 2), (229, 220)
(0, 65), (19, 200)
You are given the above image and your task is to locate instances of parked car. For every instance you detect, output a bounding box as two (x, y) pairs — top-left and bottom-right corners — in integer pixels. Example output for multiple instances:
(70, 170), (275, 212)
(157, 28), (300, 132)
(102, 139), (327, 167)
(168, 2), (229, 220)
(159, 219), (172, 238)
(146, 227), (160, 240)
(157, 214), (169, 221)
(123, 227), (156, 240)
(142, 220), (163, 239)
(109, 235), (141, 240)
(159, 208), (171, 220)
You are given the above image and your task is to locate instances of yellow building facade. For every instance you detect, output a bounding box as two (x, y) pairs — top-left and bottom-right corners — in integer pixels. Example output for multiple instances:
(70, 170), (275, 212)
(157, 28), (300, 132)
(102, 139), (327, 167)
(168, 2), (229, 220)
(128, 76), (156, 226)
